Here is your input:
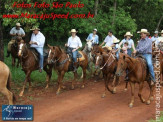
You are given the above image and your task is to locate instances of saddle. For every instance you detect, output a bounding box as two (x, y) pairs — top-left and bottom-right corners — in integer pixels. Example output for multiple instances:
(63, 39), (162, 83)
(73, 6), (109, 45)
(136, 55), (148, 70)
(29, 48), (48, 61)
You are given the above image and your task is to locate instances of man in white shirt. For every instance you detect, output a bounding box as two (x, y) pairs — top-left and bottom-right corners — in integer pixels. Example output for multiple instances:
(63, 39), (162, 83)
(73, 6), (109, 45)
(65, 29), (82, 72)
(7, 23), (25, 57)
(100, 30), (116, 47)
(29, 26), (45, 73)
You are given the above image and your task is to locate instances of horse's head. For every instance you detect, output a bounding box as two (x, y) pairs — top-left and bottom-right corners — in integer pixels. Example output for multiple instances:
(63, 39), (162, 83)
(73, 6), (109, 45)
(95, 52), (103, 69)
(47, 44), (61, 64)
(115, 53), (128, 77)
(86, 39), (93, 52)
(91, 44), (100, 57)
(18, 40), (26, 57)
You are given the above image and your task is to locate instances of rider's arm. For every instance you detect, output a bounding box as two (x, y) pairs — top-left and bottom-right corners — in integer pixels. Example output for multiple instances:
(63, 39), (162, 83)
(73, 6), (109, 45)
(10, 27), (16, 36)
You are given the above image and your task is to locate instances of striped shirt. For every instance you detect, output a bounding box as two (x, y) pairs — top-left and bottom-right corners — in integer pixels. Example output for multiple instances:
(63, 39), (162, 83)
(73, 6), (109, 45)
(136, 37), (152, 54)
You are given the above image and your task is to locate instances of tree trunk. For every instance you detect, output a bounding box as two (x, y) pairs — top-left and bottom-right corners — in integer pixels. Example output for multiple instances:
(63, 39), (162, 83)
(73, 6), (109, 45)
(94, 0), (99, 16)
(0, 20), (4, 61)
(112, 0), (117, 26)
(156, 15), (163, 31)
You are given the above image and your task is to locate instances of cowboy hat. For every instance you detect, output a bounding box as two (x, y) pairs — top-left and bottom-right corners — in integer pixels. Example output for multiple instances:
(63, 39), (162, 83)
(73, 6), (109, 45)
(93, 28), (97, 32)
(160, 30), (163, 34)
(30, 26), (40, 31)
(124, 32), (133, 37)
(16, 23), (21, 26)
(70, 29), (77, 33)
(154, 31), (159, 34)
(113, 38), (120, 43)
(137, 29), (149, 34)
(102, 46), (112, 50)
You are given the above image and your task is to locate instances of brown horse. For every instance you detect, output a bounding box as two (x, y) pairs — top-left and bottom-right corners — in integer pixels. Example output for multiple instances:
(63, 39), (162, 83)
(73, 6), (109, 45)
(47, 45), (88, 94)
(18, 41), (53, 96)
(115, 53), (154, 107)
(95, 52), (119, 97)
(10, 36), (22, 67)
(0, 61), (16, 104)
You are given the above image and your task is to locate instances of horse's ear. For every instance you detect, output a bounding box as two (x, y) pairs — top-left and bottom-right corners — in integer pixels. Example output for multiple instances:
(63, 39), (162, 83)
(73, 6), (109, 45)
(53, 46), (55, 50)
(123, 55), (126, 60)
(47, 44), (52, 49)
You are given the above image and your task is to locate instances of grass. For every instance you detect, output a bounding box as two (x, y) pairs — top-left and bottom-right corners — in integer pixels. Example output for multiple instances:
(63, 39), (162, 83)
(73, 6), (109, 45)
(149, 112), (163, 122)
(3, 40), (89, 86)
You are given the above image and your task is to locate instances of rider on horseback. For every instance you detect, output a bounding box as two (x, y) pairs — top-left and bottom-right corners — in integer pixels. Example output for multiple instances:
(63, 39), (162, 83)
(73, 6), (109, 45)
(29, 26), (45, 73)
(65, 29), (82, 72)
(7, 23), (25, 57)
(87, 29), (99, 45)
(133, 29), (156, 86)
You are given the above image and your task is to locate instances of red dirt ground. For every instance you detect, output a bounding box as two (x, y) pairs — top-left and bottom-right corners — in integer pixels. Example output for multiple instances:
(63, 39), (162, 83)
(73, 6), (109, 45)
(0, 78), (163, 122)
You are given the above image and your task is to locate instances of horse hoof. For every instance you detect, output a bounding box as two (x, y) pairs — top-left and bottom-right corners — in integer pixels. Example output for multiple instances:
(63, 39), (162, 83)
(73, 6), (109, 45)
(94, 80), (97, 83)
(81, 85), (85, 89)
(62, 86), (66, 89)
(146, 100), (151, 105)
(56, 91), (61, 95)
(71, 86), (75, 90)
(28, 88), (32, 92)
(112, 90), (116, 94)
(129, 103), (133, 108)
(101, 94), (106, 98)
(45, 85), (49, 90)
(124, 88), (127, 92)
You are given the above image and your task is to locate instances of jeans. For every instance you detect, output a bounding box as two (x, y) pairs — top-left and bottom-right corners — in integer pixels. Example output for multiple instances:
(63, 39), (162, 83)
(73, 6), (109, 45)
(35, 47), (44, 69)
(142, 54), (155, 81)
(72, 50), (78, 62)
(127, 49), (132, 57)
(116, 51), (119, 60)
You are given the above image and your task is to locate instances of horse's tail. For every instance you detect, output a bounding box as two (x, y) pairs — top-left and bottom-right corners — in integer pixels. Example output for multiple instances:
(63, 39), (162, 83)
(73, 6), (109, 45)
(7, 71), (16, 103)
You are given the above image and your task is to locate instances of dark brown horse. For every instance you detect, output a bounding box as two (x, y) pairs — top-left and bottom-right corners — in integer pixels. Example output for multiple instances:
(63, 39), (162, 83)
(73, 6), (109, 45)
(95, 52), (119, 97)
(18, 41), (53, 96)
(47, 45), (88, 94)
(10, 36), (22, 67)
(116, 53), (154, 107)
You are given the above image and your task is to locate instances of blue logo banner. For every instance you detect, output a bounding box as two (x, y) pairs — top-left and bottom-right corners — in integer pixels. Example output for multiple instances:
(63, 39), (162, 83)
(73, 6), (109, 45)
(2, 105), (33, 121)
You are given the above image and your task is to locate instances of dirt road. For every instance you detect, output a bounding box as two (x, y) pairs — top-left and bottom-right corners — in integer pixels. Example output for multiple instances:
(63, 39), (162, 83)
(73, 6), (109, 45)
(0, 79), (163, 122)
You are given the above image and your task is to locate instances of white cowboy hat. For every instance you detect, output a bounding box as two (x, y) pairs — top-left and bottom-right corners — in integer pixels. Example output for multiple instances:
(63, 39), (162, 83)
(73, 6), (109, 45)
(30, 26), (40, 31)
(93, 28), (97, 32)
(154, 31), (159, 34)
(137, 29), (149, 34)
(124, 32), (133, 37)
(16, 23), (21, 26)
(70, 29), (77, 33)
(160, 30), (163, 34)
(113, 38), (120, 43)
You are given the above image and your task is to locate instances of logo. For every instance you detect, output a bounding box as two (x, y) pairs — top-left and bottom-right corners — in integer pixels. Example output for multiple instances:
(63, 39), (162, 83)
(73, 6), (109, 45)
(2, 105), (33, 121)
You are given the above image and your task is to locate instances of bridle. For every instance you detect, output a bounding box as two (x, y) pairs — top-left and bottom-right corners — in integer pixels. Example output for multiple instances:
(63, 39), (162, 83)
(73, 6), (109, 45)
(19, 43), (28, 59)
(48, 47), (61, 64)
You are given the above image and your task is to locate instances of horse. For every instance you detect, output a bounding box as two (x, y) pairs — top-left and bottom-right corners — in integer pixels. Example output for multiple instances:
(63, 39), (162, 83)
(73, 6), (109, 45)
(0, 61), (16, 104)
(47, 45), (88, 94)
(115, 53), (154, 107)
(95, 52), (119, 97)
(17, 41), (53, 96)
(10, 36), (22, 67)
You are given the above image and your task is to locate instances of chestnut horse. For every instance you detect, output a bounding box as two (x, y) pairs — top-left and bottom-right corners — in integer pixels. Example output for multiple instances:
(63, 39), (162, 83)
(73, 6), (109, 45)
(47, 45), (88, 94)
(95, 52), (119, 97)
(10, 36), (22, 67)
(116, 53), (154, 107)
(0, 61), (16, 104)
(18, 41), (53, 96)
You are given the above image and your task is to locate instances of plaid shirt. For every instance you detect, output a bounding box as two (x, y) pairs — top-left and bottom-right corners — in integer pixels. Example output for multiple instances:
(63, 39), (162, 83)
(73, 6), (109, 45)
(136, 37), (152, 54)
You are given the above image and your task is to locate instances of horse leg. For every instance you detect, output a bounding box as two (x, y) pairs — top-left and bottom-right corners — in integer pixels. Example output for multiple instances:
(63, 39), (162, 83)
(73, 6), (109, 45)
(112, 75), (117, 94)
(17, 58), (20, 68)
(19, 71), (31, 97)
(56, 71), (65, 95)
(81, 68), (86, 88)
(80, 70), (83, 79)
(138, 81), (146, 103)
(12, 57), (15, 67)
(124, 81), (128, 92)
(101, 74), (107, 98)
(28, 77), (32, 92)
(44, 65), (52, 89)
(71, 71), (77, 90)
(129, 82), (135, 108)
(146, 81), (155, 105)
(1, 87), (14, 105)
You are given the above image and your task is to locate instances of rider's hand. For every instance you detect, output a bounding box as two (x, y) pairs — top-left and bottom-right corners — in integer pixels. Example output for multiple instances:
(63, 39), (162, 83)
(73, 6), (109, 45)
(72, 49), (76, 52)
(133, 50), (137, 54)
(65, 43), (67, 47)
(33, 42), (38, 45)
(29, 41), (33, 45)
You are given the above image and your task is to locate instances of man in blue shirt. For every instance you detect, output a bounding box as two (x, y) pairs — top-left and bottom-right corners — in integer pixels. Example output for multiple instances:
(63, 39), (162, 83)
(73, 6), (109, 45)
(133, 29), (155, 85)
(87, 29), (99, 45)
(151, 31), (160, 46)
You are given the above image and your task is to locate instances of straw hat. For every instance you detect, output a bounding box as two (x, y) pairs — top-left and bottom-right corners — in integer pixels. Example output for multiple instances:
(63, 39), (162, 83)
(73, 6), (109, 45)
(124, 32), (133, 37)
(113, 38), (120, 43)
(103, 46), (112, 50)
(137, 29), (149, 34)
(70, 29), (77, 33)
(30, 26), (40, 31)
(16, 23), (21, 26)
